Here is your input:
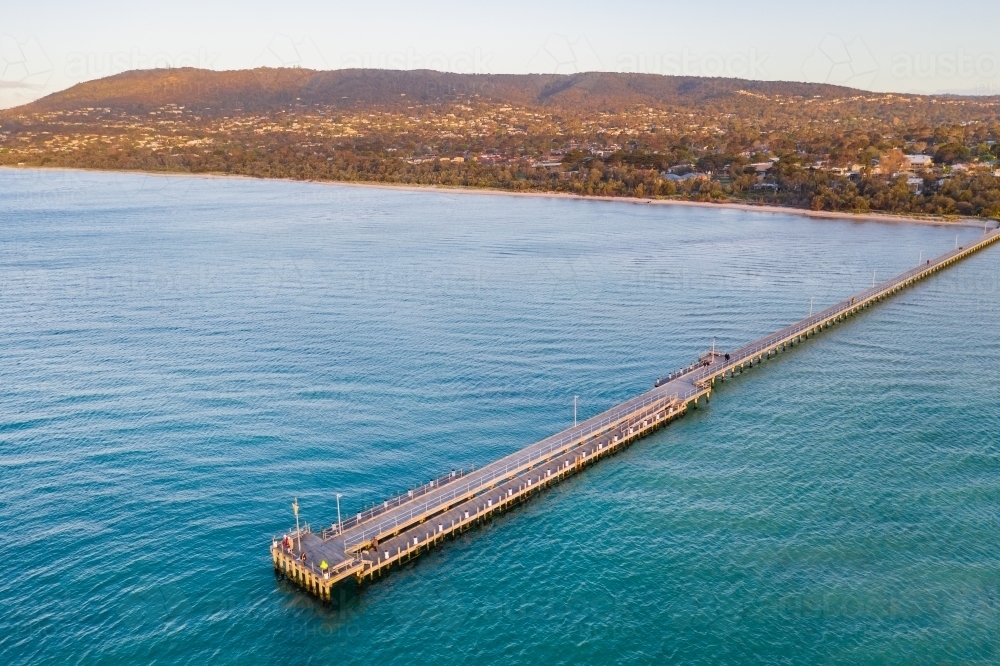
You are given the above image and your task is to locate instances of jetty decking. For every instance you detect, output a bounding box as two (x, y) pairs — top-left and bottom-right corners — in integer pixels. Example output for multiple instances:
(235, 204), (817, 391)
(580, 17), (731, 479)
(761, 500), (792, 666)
(272, 227), (1000, 601)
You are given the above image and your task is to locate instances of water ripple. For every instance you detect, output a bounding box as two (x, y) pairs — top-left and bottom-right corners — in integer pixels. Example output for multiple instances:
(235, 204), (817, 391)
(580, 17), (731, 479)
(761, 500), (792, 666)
(1, 169), (998, 665)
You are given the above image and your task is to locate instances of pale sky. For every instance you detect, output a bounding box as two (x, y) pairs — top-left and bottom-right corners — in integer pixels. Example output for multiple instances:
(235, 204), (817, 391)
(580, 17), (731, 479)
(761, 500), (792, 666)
(3, 0), (1000, 108)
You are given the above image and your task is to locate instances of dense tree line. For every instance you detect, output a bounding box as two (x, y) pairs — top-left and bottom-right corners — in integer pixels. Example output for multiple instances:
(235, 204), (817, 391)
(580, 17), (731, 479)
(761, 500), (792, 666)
(9, 138), (999, 218)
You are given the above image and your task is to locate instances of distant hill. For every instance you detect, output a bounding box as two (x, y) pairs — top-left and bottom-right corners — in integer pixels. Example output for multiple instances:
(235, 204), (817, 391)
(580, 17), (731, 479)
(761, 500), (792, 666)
(6, 67), (1000, 220)
(8, 67), (871, 115)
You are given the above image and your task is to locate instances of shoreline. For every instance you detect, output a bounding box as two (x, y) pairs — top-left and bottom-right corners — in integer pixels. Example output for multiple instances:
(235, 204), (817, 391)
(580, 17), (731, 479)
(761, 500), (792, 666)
(4, 164), (995, 229)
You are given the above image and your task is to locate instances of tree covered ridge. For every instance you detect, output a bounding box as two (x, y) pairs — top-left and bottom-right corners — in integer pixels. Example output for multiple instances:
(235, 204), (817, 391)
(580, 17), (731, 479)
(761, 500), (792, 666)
(5, 68), (865, 115)
(3, 68), (1000, 219)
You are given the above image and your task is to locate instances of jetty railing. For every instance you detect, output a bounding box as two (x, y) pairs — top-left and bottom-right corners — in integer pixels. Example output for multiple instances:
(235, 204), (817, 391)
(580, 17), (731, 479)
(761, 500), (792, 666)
(342, 391), (679, 550)
(693, 229), (1000, 385)
(322, 468), (473, 538)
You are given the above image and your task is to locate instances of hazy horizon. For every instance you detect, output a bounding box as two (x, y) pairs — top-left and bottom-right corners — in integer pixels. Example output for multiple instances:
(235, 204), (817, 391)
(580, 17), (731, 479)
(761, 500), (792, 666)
(4, 0), (1000, 109)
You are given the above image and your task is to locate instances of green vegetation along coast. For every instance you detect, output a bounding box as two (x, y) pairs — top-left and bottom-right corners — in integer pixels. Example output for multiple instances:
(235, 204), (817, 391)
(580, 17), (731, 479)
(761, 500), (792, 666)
(5, 68), (1000, 220)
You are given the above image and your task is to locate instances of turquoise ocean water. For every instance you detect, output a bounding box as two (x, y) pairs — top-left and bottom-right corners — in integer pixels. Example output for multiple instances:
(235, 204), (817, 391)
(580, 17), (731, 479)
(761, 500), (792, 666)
(1, 168), (999, 664)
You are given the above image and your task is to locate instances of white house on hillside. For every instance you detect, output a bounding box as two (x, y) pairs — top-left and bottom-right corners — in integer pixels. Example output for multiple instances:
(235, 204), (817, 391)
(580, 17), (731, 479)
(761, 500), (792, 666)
(905, 154), (934, 169)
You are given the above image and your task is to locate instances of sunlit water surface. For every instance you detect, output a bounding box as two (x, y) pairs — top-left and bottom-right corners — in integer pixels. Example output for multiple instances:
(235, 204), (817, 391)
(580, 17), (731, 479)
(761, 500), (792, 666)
(2, 169), (999, 665)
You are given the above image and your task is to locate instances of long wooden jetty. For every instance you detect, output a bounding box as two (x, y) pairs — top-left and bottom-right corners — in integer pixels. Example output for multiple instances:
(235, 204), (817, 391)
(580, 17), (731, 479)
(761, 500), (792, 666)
(272, 227), (1000, 601)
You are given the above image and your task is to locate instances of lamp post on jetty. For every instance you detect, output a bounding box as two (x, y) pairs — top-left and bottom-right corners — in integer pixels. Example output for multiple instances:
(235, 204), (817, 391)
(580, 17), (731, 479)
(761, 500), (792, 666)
(574, 396), (578, 427)
(336, 493), (343, 535)
(292, 497), (301, 550)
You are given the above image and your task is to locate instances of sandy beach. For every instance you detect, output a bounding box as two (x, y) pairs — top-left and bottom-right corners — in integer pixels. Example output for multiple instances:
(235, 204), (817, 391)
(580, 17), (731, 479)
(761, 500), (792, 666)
(6, 165), (996, 229)
(332, 180), (995, 229)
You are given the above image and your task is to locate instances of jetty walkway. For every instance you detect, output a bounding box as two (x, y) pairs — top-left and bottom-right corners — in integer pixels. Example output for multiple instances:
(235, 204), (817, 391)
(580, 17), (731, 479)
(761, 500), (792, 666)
(272, 227), (1000, 601)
